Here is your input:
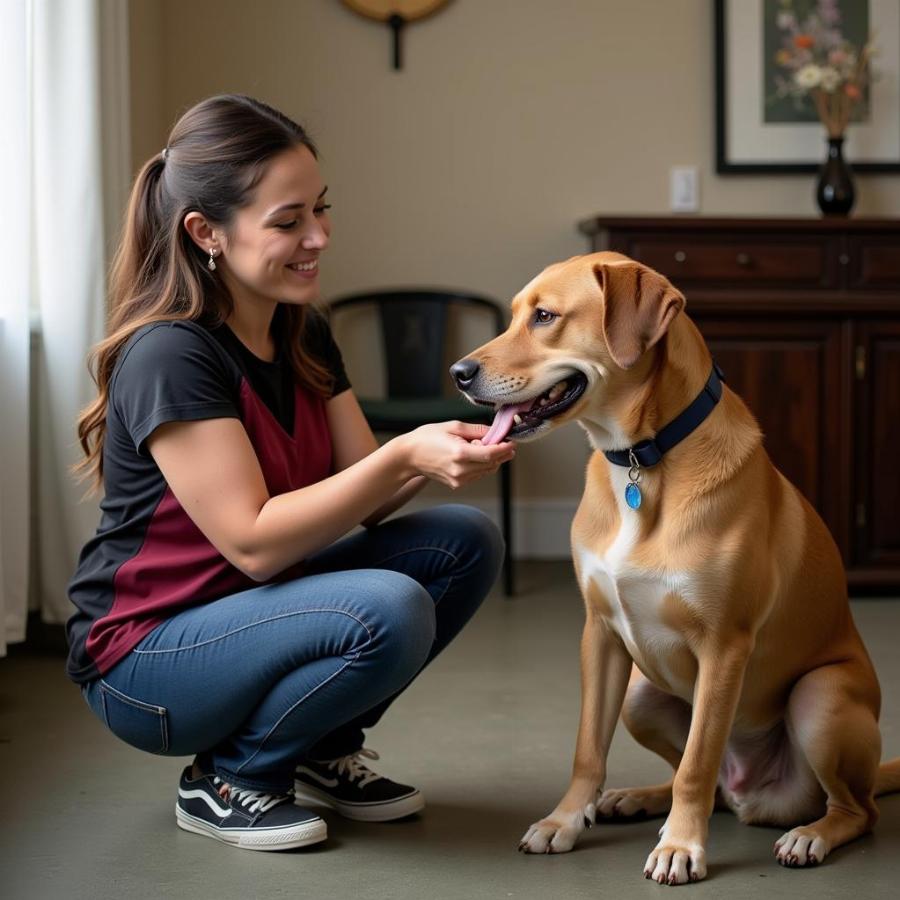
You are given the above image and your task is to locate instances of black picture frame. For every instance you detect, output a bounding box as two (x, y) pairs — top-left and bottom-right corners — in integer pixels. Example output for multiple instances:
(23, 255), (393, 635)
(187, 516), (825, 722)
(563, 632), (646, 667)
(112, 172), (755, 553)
(715, 0), (900, 174)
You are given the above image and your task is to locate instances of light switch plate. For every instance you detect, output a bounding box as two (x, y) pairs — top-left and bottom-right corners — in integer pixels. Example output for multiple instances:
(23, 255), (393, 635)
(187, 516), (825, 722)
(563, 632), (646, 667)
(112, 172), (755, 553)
(670, 166), (699, 213)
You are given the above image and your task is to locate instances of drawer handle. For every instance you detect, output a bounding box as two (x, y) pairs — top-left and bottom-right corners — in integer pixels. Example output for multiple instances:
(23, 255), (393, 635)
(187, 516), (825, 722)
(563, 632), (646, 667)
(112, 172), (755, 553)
(736, 252), (751, 267)
(674, 250), (687, 263)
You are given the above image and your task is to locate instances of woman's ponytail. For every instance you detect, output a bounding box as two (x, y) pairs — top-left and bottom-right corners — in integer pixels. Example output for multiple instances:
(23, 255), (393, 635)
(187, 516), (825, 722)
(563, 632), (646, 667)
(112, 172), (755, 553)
(108, 154), (168, 323)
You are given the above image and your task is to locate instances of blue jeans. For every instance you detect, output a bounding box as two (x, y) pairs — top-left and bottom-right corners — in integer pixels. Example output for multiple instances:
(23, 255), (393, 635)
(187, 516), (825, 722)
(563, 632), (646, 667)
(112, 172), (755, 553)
(82, 505), (502, 792)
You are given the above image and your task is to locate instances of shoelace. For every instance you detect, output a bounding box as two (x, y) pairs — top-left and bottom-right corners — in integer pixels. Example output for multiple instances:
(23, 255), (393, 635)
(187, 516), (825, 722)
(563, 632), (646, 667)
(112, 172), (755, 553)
(327, 748), (384, 788)
(212, 776), (290, 814)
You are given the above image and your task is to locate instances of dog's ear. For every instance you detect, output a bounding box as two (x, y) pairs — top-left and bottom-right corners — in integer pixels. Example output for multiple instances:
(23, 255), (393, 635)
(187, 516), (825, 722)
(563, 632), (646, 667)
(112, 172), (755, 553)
(594, 262), (685, 370)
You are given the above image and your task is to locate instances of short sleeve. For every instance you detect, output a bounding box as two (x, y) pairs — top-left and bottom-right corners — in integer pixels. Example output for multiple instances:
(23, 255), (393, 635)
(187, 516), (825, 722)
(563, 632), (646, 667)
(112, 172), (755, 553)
(111, 321), (240, 455)
(304, 310), (351, 397)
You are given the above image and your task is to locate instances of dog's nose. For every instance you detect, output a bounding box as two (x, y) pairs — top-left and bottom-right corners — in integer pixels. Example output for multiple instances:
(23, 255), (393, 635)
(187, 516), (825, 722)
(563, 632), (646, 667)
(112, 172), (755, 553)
(450, 358), (480, 389)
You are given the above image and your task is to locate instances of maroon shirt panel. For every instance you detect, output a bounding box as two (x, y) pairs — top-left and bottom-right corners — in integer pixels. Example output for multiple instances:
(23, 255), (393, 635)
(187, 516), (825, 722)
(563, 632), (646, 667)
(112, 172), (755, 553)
(84, 378), (333, 675)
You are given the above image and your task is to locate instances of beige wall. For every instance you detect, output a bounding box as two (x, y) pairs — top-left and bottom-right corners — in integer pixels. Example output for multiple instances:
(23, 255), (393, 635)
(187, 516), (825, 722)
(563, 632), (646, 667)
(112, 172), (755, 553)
(128, 0), (900, 510)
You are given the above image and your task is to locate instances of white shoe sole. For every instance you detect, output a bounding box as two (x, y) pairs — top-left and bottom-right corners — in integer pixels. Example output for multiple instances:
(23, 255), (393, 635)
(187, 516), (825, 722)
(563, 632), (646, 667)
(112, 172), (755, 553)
(293, 781), (425, 822)
(175, 805), (327, 851)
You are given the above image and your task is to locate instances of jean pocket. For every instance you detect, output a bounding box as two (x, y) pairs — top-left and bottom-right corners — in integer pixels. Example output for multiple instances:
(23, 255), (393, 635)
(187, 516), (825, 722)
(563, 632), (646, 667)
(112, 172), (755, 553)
(98, 680), (169, 754)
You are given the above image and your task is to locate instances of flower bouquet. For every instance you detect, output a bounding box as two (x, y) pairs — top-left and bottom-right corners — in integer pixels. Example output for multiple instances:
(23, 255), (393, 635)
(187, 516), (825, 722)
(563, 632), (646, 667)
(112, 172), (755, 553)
(772, 0), (874, 139)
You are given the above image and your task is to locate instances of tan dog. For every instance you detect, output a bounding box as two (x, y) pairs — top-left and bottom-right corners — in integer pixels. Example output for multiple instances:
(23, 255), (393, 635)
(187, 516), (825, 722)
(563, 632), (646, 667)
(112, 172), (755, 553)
(451, 252), (900, 885)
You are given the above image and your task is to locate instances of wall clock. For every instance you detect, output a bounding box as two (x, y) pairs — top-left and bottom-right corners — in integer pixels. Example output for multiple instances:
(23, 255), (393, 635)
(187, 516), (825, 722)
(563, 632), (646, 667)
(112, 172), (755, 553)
(341, 0), (452, 69)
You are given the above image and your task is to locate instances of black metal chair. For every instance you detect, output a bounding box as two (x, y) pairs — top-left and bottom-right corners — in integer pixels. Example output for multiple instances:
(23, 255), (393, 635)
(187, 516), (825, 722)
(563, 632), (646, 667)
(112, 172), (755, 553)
(328, 289), (514, 595)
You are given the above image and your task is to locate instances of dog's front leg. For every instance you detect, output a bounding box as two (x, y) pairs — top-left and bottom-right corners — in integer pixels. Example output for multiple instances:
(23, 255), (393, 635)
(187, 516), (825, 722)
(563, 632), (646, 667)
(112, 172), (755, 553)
(519, 612), (631, 854)
(644, 637), (752, 885)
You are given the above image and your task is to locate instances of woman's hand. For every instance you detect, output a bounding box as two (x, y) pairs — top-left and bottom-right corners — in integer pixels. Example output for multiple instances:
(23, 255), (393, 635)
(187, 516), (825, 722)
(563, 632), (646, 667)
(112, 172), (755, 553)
(396, 421), (516, 489)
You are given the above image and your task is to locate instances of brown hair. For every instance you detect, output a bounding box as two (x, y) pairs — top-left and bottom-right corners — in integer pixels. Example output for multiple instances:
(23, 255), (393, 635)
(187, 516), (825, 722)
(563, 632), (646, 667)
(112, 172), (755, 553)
(75, 94), (333, 490)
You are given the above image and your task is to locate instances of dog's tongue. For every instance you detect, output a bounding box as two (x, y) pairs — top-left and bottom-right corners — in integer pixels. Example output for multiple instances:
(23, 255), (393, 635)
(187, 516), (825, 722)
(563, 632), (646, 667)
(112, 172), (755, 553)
(481, 400), (535, 445)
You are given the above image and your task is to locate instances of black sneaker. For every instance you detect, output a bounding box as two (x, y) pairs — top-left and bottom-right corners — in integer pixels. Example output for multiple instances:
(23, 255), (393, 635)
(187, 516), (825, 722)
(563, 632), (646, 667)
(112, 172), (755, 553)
(176, 766), (327, 851)
(294, 749), (425, 822)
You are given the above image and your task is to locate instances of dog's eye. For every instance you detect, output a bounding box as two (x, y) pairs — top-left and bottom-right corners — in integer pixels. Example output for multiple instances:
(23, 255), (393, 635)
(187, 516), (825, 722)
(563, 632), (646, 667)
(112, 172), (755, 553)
(534, 308), (558, 325)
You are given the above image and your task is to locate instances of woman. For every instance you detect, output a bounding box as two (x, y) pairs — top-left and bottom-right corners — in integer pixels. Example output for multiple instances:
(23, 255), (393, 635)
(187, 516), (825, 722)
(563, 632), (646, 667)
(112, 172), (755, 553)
(67, 94), (513, 852)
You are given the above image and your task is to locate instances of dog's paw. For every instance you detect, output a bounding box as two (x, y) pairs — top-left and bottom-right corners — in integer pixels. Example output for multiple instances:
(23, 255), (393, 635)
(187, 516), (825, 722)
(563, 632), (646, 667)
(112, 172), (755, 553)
(774, 827), (829, 867)
(597, 784), (672, 820)
(643, 835), (707, 885)
(518, 805), (595, 854)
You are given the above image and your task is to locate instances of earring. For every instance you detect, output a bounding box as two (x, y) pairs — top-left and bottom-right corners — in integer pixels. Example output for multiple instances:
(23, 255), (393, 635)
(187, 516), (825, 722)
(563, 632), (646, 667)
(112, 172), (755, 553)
(207, 248), (218, 271)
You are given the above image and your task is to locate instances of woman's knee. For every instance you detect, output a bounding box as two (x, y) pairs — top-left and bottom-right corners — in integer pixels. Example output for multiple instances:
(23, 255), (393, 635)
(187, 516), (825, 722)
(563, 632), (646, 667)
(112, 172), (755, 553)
(361, 569), (436, 672)
(432, 504), (505, 575)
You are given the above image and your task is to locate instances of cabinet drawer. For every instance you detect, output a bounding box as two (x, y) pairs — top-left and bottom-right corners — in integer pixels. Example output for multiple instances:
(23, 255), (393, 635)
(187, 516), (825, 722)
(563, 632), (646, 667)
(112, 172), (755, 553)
(849, 237), (900, 289)
(625, 235), (838, 288)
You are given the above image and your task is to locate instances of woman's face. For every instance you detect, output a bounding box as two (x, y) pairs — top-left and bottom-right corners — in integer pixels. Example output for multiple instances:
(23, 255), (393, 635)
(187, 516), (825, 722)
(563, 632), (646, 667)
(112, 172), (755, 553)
(217, 144), (330, 309)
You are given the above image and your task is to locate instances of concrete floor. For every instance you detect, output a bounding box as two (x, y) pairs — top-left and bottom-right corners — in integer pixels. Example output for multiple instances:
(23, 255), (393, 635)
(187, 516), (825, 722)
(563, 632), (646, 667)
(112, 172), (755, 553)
(2, 561), (899, 900)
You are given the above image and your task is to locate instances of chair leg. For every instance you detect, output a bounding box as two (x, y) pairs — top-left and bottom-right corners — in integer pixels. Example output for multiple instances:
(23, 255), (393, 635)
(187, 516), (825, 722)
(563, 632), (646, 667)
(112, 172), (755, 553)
(500, 459), (514, 596)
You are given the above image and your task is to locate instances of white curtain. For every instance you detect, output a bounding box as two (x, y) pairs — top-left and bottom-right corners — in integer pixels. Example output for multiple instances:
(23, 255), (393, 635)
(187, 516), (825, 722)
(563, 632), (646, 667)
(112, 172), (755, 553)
(0, 0), (130, 653)
(0, 0), (31, 655)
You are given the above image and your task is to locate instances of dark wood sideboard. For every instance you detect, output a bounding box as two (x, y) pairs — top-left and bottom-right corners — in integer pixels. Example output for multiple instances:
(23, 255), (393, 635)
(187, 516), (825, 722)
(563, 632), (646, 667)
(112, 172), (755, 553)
(579, 216), (900, 593)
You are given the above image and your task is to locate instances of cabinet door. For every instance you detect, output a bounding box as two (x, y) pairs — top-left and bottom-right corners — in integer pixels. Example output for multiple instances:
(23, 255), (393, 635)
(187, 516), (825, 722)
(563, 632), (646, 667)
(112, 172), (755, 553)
(691, 316), (848, 557)
(855, 320), (900, 569)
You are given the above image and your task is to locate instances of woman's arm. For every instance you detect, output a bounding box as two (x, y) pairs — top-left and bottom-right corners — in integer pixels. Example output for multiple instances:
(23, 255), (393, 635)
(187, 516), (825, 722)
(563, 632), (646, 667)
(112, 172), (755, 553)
(146, 412), (512, 582)
(325, 388), (428, 527)
(360, 474), (428, 528)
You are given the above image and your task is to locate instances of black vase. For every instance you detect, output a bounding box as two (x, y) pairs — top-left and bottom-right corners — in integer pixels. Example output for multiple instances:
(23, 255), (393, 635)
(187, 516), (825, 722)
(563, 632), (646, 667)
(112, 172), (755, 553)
(816, 136), (855, 216)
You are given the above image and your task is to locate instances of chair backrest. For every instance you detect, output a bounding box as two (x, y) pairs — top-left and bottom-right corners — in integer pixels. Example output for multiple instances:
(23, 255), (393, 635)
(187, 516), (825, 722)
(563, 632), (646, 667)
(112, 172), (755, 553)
(328, 289), (505, 399)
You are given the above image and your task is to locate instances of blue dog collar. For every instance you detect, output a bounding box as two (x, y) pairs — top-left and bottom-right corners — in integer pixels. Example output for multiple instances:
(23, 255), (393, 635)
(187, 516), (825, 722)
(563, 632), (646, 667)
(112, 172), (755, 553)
(604, 362), (725, 509)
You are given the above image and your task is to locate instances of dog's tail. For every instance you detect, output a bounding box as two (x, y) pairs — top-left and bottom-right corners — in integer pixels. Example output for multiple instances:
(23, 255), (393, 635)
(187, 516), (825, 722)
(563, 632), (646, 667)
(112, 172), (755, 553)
(875, 758), (900, 797)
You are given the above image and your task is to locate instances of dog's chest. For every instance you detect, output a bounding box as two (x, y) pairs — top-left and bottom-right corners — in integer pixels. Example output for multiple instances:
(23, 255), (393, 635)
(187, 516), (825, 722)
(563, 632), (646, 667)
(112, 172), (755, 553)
(575, 515), (697, 697)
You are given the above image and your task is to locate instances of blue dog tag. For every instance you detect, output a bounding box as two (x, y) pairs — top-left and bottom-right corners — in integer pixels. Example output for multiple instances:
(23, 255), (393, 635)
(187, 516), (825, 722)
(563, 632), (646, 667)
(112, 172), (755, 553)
(625, 482), (642, 510)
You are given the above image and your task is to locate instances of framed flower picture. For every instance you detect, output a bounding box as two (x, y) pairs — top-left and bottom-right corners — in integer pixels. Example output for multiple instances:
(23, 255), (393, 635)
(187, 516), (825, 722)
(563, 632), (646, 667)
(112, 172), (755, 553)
(715, 0), (900, 173)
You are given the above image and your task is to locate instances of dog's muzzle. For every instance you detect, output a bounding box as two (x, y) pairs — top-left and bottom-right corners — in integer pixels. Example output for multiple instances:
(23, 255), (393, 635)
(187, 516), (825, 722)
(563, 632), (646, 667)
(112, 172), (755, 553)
(450, 359), (588, 444)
